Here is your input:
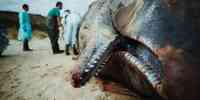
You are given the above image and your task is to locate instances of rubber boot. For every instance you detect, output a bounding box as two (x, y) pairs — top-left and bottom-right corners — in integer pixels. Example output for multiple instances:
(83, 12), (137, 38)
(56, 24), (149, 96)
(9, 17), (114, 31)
(23, 39), (32, 51)
(65, 44), (70, 55)
(73, 45), (79, 55)
(52, 40), (63, 54)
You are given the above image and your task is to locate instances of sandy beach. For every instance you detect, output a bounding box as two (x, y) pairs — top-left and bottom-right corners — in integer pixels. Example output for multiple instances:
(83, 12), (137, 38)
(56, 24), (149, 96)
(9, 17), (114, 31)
(0, 36), (133, 100)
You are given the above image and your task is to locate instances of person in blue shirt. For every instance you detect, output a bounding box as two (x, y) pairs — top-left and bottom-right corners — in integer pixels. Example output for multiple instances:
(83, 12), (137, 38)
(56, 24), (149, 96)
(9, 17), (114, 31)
(47, 1), (64, 54)
(18, 4), (32, 51)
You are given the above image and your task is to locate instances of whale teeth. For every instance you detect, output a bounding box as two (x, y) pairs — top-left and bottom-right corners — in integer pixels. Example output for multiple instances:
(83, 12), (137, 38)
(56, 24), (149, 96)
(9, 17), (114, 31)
(94, 54), (100, 59)
(91, 58), (97, 64)
(101, 62), (106, 65)
(101, 47), (107, 51)
(84, 69), (90, 73)
(129, 56), (136, 64)
(96, 68), (102, 73)
(98, 49), (105, 53)
(80, 77), (83, 80)
(93, 60), (97, 64)
(135, 60), (141, 66)
(124, 53), (130, 58)
(95, 73), (99, 76)
(89, 64), (95, 68)
(99, 64), (105, 68)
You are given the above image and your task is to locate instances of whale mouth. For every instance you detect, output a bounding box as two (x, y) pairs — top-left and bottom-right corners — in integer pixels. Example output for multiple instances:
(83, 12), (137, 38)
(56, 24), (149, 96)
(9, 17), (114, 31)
(72, 35), (164, 98)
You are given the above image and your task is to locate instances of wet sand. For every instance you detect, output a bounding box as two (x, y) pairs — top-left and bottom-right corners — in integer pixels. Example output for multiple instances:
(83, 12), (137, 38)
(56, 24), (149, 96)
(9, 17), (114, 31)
(0, 38), (133, 100)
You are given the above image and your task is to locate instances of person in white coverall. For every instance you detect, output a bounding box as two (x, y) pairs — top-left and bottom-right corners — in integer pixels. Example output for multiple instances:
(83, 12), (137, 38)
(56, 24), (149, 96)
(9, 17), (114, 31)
(62, 10), (81, 55)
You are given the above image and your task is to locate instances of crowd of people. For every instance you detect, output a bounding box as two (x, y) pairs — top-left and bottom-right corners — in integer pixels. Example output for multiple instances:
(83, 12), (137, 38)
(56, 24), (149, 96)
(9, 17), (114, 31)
(18, 1), (81, 56)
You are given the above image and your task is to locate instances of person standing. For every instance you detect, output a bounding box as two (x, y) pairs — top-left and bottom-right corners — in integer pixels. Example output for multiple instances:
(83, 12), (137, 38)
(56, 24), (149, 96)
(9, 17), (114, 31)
(47, 1), (64, 54)
(18, 4), (32, 51)
(62, 10), (81, 55)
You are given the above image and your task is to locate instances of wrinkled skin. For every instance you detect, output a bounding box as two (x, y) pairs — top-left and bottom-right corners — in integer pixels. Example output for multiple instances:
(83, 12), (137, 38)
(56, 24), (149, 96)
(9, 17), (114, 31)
(71, 0), (200, 100)
(0, 24), (9, 55)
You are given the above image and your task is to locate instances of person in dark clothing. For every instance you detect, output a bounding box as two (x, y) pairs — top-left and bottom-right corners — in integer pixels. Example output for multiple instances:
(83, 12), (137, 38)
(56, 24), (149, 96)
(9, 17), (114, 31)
(47, 1), (64, 54)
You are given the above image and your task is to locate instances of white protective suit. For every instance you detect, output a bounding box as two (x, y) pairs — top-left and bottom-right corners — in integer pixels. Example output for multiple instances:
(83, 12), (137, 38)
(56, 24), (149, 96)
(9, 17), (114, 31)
(63, 12), (81, 47)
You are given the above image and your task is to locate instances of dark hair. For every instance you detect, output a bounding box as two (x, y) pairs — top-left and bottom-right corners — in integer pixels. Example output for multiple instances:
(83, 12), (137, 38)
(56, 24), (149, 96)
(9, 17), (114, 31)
(22, 4), (28, 10)
(56, 1), (62, 7)
(65, 9), (70, 13)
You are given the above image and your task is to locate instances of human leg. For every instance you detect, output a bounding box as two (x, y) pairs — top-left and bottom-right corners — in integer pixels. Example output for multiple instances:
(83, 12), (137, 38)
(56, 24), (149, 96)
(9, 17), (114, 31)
(64, 24), (73, 55)
(23, 39), (32, 51)
(48, 31), (63, 54)
(72, 24), (79, 55)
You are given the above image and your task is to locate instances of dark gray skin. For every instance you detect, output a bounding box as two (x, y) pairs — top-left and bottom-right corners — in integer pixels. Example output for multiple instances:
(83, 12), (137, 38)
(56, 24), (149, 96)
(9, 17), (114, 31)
(0, 24), (9, 56)
(71, 0), (200, 100)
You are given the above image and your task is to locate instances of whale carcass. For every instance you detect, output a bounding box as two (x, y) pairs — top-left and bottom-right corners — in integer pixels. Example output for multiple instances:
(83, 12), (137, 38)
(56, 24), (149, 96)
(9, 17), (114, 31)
(0, 24), (9, 55)
(71, 0), (200, 100)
